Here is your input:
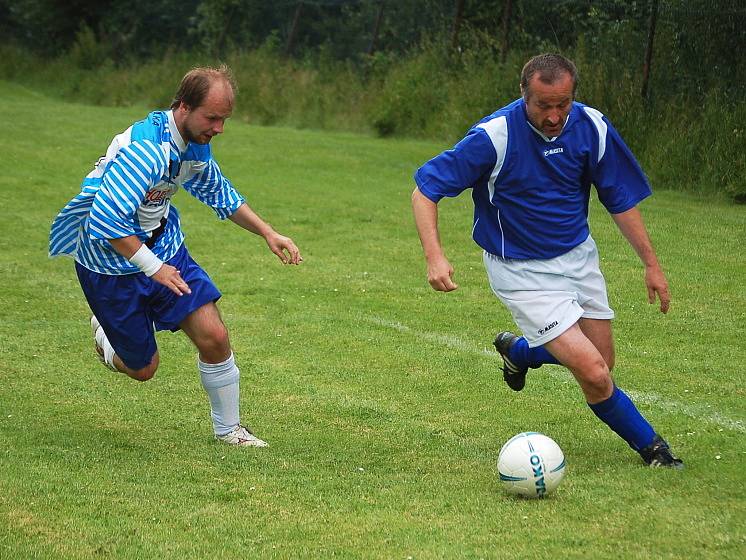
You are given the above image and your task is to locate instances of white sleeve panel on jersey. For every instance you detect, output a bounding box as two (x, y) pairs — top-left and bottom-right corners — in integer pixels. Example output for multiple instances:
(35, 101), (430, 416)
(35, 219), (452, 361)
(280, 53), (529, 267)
(181, 160), (245, 219)
(476, 116), (508, 202)
(86, 128), (132, 180)
(583, 107), (608, 163)
(88, 139), (168, 240)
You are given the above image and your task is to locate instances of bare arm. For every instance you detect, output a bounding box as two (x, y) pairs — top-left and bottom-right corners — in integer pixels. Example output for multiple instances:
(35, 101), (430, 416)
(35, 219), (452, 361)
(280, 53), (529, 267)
(611, 206), (670, 313)
(109, 236), (191, 296)
(411, 188), (457, 292)
(228, 203), (302, 265)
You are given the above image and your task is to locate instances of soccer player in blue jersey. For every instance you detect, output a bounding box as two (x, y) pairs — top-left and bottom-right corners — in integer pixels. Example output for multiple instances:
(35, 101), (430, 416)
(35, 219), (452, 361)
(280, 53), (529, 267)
(50, 66), (302, 447)
(412, 54), (683, 468)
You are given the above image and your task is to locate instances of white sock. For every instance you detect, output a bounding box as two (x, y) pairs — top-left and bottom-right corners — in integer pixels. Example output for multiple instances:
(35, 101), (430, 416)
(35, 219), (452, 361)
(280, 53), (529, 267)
(94, 326), (117, 368)
(199, 352), (240, 436)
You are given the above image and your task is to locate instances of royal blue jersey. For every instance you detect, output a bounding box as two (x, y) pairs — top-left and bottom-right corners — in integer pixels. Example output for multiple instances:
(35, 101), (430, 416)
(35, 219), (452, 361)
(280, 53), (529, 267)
(49, 110), (245, 274)
(415, 99), (652, 259)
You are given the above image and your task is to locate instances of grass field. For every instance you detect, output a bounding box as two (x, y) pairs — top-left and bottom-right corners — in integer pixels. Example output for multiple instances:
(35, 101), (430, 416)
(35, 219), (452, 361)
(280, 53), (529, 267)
(0, 80), (744, 559)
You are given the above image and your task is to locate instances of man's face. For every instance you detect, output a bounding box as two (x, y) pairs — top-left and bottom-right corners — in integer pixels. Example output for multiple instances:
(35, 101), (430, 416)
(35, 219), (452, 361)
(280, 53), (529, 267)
(179, 81), (234, 144)
(522, 72), (574, 137)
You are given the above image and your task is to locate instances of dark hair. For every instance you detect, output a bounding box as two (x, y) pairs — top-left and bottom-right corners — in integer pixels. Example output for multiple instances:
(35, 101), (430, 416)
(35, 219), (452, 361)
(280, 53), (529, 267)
(520, 53), (578, 98)
(170, 64), (237, 110)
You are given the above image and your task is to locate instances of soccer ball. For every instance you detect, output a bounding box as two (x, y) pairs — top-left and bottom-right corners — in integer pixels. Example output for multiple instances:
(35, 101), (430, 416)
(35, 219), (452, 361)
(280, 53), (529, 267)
(497, 432), (566, 498)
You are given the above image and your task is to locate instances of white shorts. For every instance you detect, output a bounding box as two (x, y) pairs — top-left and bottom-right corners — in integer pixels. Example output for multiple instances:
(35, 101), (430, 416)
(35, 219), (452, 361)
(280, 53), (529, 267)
(483, 235), (614, 347)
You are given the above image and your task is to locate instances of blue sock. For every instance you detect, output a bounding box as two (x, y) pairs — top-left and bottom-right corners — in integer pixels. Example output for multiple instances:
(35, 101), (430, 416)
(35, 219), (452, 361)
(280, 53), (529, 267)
(588, 386), (656, 451)
(509, 336), (561, 369)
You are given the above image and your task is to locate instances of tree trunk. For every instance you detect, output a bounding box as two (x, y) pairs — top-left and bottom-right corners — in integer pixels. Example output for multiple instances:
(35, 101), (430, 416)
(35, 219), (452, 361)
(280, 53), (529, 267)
(285, 2), (304, 57)
(501, 0), (513, 63)
(451, 0), (465, 51)
(641, 0), (659, 100)
(367, 1), (385, 56)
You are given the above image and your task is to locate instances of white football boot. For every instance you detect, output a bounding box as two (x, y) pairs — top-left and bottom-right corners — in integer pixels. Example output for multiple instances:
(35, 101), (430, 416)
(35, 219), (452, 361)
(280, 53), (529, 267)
(216, 425), (269, 447)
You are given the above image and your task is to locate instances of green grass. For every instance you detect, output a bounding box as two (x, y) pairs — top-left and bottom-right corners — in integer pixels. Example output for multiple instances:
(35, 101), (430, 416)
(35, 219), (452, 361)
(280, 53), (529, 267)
(0, 80), (744, 559)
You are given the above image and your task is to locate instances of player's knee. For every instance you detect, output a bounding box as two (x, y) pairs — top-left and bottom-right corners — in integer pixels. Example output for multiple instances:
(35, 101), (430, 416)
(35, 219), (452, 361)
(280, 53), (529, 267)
(584, 365), (613, 398)
(130, 354), (159, 382)
(588, 373), (613, 394)
(196, 324), (230, 360)
(588, 368), (611, 390)
(131, 368), (156, 382)
(576, 357), (610, 389)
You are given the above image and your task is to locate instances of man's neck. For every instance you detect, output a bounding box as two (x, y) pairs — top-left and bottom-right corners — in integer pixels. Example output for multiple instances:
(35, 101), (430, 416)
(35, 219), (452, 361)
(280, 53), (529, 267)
(168, 109), (187, 152)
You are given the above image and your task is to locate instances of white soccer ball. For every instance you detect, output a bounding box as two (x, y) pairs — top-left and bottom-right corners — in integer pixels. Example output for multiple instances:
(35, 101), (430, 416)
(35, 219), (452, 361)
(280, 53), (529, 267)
(497, 432), (566, 498)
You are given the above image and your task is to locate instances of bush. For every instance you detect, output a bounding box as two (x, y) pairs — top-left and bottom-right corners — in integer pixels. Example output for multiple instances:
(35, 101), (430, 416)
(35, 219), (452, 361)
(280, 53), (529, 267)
(68, 25), (110, 71)
(0, 39), (741, 202)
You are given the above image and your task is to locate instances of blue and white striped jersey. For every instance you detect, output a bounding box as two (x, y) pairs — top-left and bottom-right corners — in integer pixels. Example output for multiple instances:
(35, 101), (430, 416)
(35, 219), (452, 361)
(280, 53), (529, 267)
(49, 110), (245, 274)
(415, 99), (652, 260)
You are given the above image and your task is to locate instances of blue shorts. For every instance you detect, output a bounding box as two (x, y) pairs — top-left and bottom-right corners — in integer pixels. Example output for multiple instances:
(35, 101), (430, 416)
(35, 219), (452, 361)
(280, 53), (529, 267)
(75, 244), (221, 370)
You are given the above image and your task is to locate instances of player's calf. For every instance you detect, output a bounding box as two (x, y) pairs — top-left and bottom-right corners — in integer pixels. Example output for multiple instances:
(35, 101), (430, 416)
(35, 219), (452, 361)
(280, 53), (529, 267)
(90, 315), (159, 381)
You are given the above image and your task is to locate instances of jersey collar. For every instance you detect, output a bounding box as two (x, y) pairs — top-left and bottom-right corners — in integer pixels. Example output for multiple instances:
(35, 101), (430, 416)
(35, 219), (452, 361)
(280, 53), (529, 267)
(166, 110), (187, 153)
(521, 100), (574, 142)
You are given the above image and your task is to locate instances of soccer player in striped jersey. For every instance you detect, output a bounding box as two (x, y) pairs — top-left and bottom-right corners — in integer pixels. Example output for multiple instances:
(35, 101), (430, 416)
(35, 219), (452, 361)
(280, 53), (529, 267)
(412, 54), (683, 469)
(50, 65), (302, 447)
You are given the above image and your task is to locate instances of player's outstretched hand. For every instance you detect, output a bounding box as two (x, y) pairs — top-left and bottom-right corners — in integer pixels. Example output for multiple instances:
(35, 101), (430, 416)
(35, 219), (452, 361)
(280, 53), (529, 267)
(266, 232), (303, 265)
(427, 255), (458, 292)
(151, 264), (192, 296)
(645, 264), (670, 314)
